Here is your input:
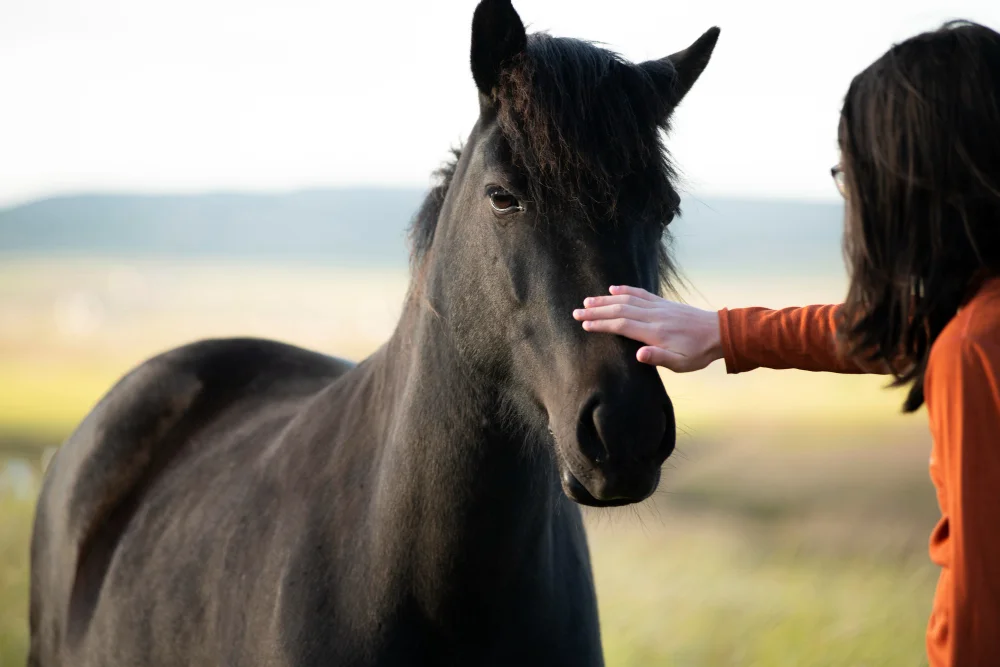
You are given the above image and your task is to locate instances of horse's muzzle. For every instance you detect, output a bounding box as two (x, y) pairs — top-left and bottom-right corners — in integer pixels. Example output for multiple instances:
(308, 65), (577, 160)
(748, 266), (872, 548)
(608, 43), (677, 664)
(558, 394), (675, 506)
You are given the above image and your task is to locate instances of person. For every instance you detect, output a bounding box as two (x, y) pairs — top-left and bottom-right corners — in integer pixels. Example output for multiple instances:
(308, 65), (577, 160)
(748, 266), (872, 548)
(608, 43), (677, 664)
(573, 20), (1000, 667)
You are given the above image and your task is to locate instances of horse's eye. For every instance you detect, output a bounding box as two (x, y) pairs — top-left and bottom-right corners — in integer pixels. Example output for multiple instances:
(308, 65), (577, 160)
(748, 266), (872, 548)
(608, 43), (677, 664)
(488, 188), (523, 215)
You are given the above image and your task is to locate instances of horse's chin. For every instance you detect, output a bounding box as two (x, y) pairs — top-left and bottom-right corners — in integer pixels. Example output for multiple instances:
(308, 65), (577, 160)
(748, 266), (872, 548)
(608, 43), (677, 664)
(559, 467), (656, 508)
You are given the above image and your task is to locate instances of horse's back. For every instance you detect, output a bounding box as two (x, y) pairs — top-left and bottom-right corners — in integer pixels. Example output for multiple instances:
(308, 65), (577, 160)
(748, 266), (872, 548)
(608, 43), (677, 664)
(28, 337), (352, 667)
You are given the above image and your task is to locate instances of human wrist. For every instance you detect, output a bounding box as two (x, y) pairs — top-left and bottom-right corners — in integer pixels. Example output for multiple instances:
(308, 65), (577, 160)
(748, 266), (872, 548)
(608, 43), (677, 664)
(705, 314), (724, 363)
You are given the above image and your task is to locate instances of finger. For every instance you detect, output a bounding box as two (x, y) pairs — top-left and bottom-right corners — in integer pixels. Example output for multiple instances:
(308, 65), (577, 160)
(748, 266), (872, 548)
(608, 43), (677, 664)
(636, 346), (691, 372)
(581, 318), (659, 346)
(573, 304), (658, 322)
(581, 294), (655, 309)
(609, 285), (659, 302)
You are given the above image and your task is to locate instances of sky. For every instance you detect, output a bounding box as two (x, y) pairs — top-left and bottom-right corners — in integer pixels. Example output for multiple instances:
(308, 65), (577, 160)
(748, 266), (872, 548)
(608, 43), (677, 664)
(1, 0), (999, 208)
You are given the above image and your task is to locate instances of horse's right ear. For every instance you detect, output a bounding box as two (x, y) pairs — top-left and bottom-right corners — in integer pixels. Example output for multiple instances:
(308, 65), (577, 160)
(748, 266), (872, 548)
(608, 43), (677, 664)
(641, 27), (720, 115)
(470, 0), (527, 98)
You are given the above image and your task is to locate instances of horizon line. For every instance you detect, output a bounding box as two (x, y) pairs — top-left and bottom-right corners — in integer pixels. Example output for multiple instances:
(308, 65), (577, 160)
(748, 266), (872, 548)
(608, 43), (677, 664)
(0, 186), (843, 212)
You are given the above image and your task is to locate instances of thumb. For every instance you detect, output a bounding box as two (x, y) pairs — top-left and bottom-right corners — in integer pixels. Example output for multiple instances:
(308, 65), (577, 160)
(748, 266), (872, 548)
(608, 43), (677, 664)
(636, 346), (691, 372)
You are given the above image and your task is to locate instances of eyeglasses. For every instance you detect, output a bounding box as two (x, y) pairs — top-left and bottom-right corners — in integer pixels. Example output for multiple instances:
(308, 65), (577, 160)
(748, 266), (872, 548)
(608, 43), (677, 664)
(830, 165), (847, 198)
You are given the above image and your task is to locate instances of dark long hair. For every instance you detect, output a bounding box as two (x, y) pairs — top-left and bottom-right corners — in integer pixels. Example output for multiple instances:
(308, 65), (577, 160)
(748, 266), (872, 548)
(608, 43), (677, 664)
(838, 20), (1000, 412)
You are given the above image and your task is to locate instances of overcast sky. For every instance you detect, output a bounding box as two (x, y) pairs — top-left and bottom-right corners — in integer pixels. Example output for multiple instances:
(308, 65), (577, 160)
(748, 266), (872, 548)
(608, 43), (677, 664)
(1, 0), (998, 207)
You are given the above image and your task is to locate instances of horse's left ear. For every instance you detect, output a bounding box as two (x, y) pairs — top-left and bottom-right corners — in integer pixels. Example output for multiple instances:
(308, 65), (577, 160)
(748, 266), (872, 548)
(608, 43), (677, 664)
(470, 0), (527, 98)
(641, 27), (720, 113)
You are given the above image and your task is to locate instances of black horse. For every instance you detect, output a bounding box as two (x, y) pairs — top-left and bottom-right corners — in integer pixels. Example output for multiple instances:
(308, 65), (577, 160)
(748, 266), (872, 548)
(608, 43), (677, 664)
(28, 2), (718, 665)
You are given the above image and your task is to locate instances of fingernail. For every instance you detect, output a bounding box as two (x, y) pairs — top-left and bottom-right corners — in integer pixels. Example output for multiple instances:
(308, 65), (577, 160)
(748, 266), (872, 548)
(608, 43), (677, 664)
(572, 309), (583, 318)
(583, 298), (593, 307)
(582, 321), (592, 330)
(637, 348), (650, 362)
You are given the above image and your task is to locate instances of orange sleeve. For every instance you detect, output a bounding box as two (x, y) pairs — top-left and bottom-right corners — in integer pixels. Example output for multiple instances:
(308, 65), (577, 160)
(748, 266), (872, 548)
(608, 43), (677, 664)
(717, 304), (884, 374)
(925, 339), (1000, 665)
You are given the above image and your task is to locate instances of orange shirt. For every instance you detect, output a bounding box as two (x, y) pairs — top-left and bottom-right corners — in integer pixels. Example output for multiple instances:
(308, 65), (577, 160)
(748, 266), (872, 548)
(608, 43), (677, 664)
(717, 277), (1000, 667)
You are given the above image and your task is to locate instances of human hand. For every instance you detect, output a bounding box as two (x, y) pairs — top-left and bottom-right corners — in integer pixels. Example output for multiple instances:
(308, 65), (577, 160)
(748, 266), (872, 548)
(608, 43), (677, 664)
(572, 285), (723, 372)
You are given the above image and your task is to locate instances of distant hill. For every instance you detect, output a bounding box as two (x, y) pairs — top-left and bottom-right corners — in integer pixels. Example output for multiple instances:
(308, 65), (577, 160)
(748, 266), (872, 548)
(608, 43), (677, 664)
(0, 189), (425, 267)
(0, 189), (846, 276)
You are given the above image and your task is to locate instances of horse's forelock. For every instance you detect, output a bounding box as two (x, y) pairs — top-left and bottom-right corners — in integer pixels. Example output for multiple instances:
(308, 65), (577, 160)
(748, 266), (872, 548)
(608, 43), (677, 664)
(495, 35), (678, 221)
(407, 34), (680, 293)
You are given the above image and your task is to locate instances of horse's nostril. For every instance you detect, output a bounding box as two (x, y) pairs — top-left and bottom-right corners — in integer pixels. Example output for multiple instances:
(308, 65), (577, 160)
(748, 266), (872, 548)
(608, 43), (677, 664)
(576, 392), (674, 467)
(576, 394), (609, 465)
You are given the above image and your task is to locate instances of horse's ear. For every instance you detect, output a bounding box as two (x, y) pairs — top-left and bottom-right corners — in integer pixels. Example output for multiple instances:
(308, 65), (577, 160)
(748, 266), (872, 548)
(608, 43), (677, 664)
(470, 0), (527, 98)
(641, 27), (720, 113)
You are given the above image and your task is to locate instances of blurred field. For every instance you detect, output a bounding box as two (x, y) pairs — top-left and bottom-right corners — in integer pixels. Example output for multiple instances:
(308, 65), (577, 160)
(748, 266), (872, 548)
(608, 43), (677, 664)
(0, 257), (938, 666)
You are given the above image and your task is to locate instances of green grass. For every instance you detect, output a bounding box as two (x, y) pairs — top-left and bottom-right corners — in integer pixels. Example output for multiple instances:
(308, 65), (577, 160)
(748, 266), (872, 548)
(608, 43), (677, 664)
(585, 431), (939, 666)
(0, 359), (123, 443)
(0, 480), (33, 667)
(592, 524), (936, 667)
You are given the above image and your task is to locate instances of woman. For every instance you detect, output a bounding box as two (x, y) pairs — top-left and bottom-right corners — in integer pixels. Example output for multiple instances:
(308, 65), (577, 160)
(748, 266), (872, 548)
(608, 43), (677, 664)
(574, 20), (1000, 666)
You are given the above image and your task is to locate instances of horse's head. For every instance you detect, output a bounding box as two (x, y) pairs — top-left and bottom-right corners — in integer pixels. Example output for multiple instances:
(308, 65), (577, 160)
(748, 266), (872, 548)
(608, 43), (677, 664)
(410, 0), (718, 507)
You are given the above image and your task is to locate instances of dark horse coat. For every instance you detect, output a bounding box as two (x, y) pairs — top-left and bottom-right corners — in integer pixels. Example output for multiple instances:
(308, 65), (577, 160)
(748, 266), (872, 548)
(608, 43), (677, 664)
(28, 2), (719, 665)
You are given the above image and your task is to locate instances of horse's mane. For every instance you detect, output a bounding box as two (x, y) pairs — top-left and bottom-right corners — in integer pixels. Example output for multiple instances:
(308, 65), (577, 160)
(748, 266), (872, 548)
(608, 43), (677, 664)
(408, 33), (681, 291)
(408, 146), (462, 269)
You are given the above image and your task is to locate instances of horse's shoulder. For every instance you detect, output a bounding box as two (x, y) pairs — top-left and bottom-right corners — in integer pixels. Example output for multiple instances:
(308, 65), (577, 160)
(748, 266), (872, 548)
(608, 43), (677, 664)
(44, 337), (353, 547)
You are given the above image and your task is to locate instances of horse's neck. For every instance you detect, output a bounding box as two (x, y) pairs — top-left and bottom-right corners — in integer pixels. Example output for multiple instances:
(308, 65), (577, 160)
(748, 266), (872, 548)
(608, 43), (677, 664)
(368, 300), (562, 603)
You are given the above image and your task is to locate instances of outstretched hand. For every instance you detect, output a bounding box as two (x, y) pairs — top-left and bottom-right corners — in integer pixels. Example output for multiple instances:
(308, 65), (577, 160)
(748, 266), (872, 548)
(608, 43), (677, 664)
(572, 285), (724, 372)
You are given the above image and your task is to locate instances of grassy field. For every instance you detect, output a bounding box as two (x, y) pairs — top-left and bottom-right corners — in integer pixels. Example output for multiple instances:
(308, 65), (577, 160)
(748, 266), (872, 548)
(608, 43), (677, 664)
(0, 258), (939, 666)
